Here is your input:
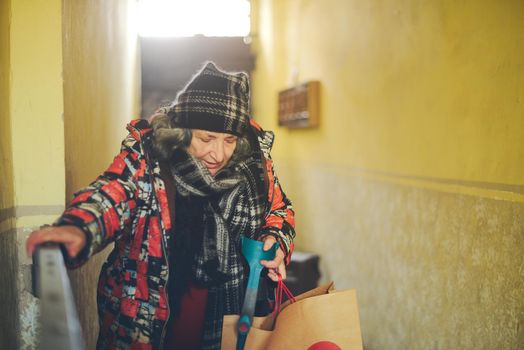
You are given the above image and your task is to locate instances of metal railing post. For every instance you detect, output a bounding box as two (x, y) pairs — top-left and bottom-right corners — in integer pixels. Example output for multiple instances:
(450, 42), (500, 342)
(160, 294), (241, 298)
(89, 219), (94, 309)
(33, 244), (85, 350)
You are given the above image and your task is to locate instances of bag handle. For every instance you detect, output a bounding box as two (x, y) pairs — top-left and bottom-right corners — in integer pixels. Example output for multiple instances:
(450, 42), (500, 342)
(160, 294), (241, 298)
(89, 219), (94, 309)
(273, 273), (296, 319)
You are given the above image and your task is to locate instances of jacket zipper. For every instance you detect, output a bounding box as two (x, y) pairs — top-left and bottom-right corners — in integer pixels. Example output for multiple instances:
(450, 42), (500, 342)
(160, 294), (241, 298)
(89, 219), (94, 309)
(153, 167), (171, 349)
(139, 129), (171, 349)
(158, 221), (170, 350)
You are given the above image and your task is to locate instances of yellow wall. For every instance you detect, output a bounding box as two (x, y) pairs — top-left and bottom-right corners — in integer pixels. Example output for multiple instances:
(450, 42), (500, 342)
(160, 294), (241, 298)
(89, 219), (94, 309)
(0, 1), (17, 348)
(0, 0), (14, 214)
(251, 0), (524, 348)
(63, 0), (140, 194)
(10, 0), (65, 211)
(0, 0), (65, 348)
(0, 0), (139, 348)
(62, 1), (140, 348)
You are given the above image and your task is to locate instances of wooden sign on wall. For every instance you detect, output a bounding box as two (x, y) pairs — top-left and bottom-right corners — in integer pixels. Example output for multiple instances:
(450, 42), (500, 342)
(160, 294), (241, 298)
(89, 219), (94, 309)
(278, 81), (320, 128)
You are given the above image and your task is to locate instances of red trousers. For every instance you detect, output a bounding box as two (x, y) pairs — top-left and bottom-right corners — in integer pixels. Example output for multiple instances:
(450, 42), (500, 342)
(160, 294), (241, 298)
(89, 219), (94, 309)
(164, 285), (209, 350)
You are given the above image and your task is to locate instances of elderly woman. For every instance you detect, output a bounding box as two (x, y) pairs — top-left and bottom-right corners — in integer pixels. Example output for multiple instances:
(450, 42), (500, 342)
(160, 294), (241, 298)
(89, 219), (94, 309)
(26, 62), (295, 350)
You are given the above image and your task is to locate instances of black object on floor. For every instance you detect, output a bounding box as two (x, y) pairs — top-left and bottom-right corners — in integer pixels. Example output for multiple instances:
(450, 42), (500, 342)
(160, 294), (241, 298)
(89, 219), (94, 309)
(285, 251), (321, 296)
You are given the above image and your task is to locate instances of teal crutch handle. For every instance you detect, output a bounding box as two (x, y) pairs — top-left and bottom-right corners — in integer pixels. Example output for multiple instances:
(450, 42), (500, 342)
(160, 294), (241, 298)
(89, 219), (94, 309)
(236, 235), (277, 350)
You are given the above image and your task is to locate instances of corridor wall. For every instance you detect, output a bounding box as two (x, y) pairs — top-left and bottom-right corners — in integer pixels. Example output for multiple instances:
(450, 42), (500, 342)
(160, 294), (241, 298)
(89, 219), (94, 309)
(62, 1), (140, 349)
(250, 0), (524, 348)
(0, 0), (16, 349)
(0, 0), (139, 348)
(0, 0), (65, 348)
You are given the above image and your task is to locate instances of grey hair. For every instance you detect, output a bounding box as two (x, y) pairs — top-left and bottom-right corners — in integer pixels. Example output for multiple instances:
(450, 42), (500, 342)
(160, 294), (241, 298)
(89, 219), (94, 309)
(150, 112), (251, 163)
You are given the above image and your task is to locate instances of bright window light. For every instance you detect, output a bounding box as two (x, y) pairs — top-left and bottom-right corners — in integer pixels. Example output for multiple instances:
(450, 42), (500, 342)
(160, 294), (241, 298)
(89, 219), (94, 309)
(138, 0), (251, 37)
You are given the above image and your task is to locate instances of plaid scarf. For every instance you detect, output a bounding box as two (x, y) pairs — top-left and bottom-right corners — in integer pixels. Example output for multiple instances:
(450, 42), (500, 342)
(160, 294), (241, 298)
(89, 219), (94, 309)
(166, 144), (267, 348)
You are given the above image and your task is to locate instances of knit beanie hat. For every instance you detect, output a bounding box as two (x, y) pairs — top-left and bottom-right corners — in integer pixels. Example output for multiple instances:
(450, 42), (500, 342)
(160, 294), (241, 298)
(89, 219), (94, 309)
(168, 62), (250, 136)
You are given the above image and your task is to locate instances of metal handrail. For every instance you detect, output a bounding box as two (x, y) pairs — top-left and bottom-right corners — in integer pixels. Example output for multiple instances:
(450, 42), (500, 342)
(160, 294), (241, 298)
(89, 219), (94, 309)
(33, 244), (85, 350)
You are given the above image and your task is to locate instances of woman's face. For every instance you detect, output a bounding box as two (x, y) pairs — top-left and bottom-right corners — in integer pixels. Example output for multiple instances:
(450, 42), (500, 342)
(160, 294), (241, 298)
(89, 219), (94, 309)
(187, 129), (238, 176)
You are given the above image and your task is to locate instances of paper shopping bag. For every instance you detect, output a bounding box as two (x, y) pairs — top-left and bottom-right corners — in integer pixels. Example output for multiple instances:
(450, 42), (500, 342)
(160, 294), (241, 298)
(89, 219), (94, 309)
(266, 288), (363, 349)
(221, 313), (273, 350)
(221, 282), (363, 350)
(221, 282), (335, 350)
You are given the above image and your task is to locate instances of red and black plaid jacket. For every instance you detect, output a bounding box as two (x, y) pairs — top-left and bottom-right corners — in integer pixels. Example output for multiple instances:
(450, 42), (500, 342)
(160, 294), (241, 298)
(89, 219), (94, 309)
(57, 119), (295, 349)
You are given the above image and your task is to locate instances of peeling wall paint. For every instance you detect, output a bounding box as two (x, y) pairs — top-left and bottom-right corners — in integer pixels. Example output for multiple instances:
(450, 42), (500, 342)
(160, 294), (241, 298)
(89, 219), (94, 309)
(19, 291), (40, 350)
(278, 163), (524, 349)
(0, 230), (20, 350)
(18, 226), (41, 350)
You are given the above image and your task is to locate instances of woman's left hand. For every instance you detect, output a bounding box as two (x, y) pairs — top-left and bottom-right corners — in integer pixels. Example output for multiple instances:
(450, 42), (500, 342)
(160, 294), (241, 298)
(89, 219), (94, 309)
(260, 235), (286, 282)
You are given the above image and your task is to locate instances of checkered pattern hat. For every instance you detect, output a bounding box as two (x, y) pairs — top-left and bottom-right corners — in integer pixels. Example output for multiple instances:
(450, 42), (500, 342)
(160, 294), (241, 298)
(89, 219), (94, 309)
(168, 62), (250, 136)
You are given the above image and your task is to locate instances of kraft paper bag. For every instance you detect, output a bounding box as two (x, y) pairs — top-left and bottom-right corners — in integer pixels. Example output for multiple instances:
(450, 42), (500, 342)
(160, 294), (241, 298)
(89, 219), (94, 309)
(221, 282), (363, 350)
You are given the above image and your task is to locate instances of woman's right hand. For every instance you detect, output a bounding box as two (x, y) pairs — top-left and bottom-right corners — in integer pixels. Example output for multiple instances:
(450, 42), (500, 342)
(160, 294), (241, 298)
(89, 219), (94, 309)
(26, 225), (87, 258)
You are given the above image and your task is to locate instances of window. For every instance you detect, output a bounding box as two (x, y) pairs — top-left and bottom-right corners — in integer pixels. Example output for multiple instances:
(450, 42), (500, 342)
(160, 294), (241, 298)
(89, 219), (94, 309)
(138, 0), (250, 37)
